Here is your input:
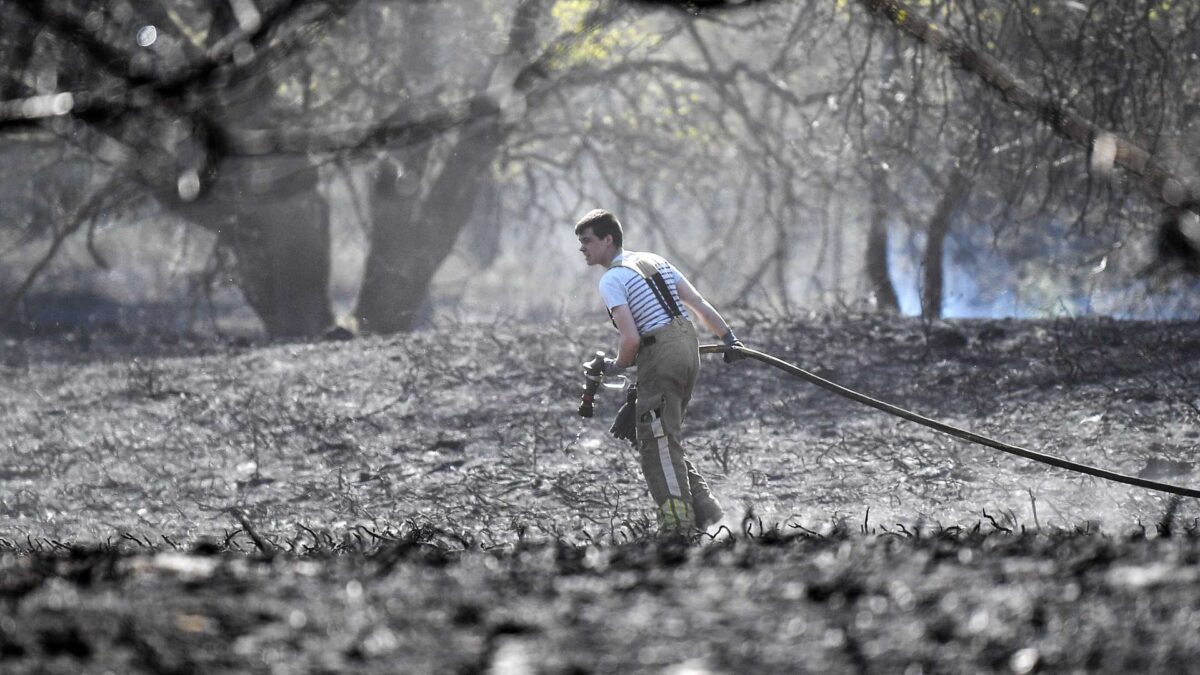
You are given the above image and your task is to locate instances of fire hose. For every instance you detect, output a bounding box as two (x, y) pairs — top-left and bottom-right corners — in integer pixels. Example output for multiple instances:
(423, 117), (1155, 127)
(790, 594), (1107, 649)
(561, 341), (1200, 499)
(580, 344), (1200, 498)
(690, 343), (1200, 499)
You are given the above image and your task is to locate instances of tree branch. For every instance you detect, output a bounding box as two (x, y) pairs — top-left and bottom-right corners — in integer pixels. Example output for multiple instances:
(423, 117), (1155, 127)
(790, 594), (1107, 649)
(0, 181), (118, 329)
(853, 0), (1196, 211)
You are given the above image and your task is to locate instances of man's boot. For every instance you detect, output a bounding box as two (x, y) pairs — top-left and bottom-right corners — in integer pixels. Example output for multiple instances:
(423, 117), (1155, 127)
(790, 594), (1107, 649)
(694, 497), (724, 530)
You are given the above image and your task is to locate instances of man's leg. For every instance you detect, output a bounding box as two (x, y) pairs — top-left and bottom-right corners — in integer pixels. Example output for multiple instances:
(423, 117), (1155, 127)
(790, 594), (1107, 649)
(635, 318), (708, 533)
(636, 390), (694, 531)
(676, 362), (722, 529)
(685, 458), (724, 529)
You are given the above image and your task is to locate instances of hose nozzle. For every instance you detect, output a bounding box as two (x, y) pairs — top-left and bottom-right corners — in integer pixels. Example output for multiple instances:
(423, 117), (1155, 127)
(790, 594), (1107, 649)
(578, 351), (606, 417)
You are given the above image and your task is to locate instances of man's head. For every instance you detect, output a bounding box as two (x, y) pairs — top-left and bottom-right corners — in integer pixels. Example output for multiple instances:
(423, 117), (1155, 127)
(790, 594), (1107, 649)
(575, 209), (623, 267)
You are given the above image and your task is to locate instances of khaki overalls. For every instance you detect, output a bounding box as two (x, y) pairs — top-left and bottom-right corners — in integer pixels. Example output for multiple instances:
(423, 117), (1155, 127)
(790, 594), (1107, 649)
(617, 258), (724, 532)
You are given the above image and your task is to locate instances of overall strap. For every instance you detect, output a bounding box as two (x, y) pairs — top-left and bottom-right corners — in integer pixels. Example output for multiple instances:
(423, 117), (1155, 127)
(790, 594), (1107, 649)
(623, 258), (683, 318)
(606, 256), (684, 329)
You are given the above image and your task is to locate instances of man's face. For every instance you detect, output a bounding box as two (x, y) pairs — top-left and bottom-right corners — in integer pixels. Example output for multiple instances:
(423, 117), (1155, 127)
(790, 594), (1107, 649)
(577, 227), (614, 267)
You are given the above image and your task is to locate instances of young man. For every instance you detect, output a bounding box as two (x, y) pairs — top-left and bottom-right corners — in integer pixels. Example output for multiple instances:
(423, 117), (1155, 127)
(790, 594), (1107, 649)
(575, 208), (744, 532)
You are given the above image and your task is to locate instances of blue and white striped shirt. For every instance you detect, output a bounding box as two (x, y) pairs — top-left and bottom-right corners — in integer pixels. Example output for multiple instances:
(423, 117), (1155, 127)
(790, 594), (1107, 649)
(599, 251), (692, 334)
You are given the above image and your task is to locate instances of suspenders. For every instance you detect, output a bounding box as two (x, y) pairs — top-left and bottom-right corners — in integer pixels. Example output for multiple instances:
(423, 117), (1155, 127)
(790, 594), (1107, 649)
(607, 257), (683, 328)
(629, 258), (684, 318)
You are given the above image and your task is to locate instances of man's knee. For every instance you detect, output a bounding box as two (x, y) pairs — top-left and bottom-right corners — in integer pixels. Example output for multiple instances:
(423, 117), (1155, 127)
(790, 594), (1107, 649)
(638, 395), (689, 485)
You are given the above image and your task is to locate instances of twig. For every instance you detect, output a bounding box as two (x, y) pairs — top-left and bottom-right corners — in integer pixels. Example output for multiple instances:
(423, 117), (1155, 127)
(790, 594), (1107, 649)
(982, 509), (1012, 534)
(121, 532), (149, 548)
(230, 508), (276, 557)
(1027, 489), (1040, 531)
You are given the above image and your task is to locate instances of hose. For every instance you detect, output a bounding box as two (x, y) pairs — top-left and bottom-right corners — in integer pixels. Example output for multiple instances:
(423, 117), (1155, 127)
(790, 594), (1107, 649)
(699, 343), (1200, 499)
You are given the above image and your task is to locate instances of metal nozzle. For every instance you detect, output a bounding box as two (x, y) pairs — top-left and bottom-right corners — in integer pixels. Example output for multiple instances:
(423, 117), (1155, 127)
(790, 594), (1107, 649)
(578, 351), (606, 417)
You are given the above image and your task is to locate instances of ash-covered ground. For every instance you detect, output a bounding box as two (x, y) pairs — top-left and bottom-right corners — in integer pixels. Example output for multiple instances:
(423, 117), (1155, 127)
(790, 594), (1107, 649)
(3, 313), (1200, 673)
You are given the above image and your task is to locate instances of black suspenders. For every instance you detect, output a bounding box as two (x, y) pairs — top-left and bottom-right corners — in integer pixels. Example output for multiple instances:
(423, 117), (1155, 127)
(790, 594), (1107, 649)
(637, 263), (683, 318)
(607, 258), (683, 328)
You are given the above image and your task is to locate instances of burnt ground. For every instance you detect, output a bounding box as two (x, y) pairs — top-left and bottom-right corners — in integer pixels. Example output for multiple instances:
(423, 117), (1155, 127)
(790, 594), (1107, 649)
(3, 313), (1200, 673)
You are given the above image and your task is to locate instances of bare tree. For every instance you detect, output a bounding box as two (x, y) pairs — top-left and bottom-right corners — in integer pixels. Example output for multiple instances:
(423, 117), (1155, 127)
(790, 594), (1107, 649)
(640, 0), (1200, 315)
(7, 0), (1200, 334)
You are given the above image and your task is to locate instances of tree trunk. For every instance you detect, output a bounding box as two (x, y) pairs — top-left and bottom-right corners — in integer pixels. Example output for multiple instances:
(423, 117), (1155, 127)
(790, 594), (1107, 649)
(198, 155), (333, 337)
(920, 167), (971, 320)
(185, 12), (333, 339)
(867, 166), (901, 313)
(226, 167), (332, 337)
(355, 102), (504, 333)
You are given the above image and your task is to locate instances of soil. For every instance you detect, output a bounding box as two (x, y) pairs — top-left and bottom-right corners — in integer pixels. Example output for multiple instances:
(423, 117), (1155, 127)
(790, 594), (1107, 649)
(3, 313), (1200, 673)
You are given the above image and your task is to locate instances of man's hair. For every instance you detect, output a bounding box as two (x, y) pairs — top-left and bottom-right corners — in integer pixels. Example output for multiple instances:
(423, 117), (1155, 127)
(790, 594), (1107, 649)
(574, 209), (623, 248)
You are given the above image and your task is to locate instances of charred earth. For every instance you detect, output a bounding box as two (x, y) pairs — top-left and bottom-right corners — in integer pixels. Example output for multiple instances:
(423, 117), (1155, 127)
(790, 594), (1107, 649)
(3, 313), (1200, 673)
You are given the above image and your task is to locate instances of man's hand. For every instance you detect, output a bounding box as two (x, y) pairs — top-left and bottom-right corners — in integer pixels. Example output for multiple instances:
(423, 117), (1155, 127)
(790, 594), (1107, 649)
(722, 330), (746, 364)
(609, 385), (638, 446)
(603, 357), (627, 375)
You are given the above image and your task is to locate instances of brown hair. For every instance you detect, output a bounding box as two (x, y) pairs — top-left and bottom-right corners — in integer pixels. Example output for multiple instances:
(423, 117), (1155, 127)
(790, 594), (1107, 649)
(574, 209), (623, 248)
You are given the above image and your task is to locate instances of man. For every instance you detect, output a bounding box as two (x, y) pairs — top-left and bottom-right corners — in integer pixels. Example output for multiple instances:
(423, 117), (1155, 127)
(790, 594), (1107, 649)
(575, 208), (744, 533)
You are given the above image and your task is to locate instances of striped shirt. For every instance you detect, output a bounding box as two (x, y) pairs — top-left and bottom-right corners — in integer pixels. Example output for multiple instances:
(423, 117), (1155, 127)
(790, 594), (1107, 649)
(599, 251), (692, 334)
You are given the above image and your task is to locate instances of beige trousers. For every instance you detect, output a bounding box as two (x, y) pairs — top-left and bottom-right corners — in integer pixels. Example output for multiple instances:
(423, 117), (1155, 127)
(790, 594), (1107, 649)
(634, 317), (723, 531)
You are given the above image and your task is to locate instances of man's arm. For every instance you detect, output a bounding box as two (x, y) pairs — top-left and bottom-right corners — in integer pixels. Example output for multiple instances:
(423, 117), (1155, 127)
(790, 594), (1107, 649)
(675, 274), (733, 339)
(610, 304), (641, 369)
